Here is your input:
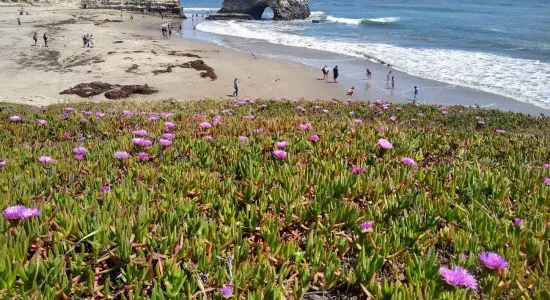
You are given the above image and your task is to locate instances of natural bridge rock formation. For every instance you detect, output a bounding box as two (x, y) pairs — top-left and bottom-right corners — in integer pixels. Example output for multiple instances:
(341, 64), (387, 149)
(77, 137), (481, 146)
(214, 0), (310, 20)
(81, 0), (181, 15)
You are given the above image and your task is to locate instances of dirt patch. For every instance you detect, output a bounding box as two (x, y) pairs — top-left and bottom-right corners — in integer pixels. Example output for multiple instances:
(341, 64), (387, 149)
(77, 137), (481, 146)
(60, 82), (157, 99)
(152, 60), (217, 80)
(167, 51), (201, 58)
(37, 19), (77, 27)
(94, 19), (123, 26)
(126, 64), (139, 73)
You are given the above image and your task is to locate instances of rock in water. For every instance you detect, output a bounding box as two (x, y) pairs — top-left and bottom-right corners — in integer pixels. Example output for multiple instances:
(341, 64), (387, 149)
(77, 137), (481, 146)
(217, 0), (310, 20)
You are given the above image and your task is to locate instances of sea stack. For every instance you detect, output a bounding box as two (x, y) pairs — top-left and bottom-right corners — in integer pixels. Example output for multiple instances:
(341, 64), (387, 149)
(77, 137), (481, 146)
(209, 0), (310, 20)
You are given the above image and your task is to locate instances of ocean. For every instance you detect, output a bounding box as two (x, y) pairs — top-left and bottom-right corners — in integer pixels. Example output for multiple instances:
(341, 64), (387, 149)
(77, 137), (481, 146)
(181, 0), (550, 110)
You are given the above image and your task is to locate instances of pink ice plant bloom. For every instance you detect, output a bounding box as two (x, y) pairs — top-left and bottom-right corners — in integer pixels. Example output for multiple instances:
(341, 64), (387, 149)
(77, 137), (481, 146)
(352, 166), (365, 175)
(38, 156), (55, 164)
(275, 141), (289, 149)
(439, 266), (478, 290)
(273, 150), (287, 160)
(64, 107), (75, 113)
(37, 119), (47, 126)
(161, 133), (175, 140)
(239, 136), (249, 141)
(353, 119), (363, 124)
(368, 103), (376, 109)
(401, 157), (418, 167)
(389, 115), (397, 122)
(360, 221), (373, 233)
(100, 185), (111, 193)
(73, 147), (88, 155)
(132, 138), (153, 147)
(149, 116), (160, 122)
(81, 111), (92, 117)
(133, 129), (148, 137)
(164, 121), (176, 131)
(114, 151), (129, 160)
(138, 152), (149, 161)
(496, 129), (506, 134)
(544, 163), (550, 169)
(298, 123), (313, 130)
(2, 205), (40, 220)
(123, 110), (133, 117)
(159, 139), (172, 147)
(478, 252), (508, 270)
(219, 286), (233, 298)
(309, 133), (320, 142)
(513, 217), (523, 226)
(0, 161), (6, 167)
(160, 112), (174, 118)
(377, 138), (393, 151)
(242, 115), (255, 120)
(213, 116), (222, 124)
(200, 122), (212, 129)
(95, 112), (105, 118)
(545, 177), (550, 186)
(73, 154), (84, 161)
(9, 115), (21, 122)
(202, 135), (214, 141)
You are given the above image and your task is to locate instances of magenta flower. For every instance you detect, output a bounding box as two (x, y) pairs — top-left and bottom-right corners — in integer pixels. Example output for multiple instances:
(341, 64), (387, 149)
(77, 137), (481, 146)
(273, 150), (287, 160)
(376, 99), (383, 104)
(0, 161), (5, 167)
(20, 207), (40, 219)
(439, 266), (478, 290)
(2, 205), (40, 220)
(478, 252), (508, 270)
(353, 119), (363, 124)
(202, 135), (214, 141)
(200, 122), (212, 129)
(213, 116), (222, 124)
(360, 221), (373, 233)
(544, 163), (550, 169)
(299, 123), (313, 130)
(401, 157), (418, 167)
(81, 110), (92, 117)
(100, 185), (111, 193)
(496, 129), (506, 134)
(160, 112), (174, 118)
(368, 103), (376, 109)
(389, 115), (397, 122)
(219, 286), (233, 298)
(132, 138), (153, 147)
(73, 154), (84, 161)
(238, 136), (249, 141)
(352, 166), (365, 175)
(545, 177), (550, 186)
(64, 107), (75, 113)
(159, 139), (172, 147)
(513, 217), (523, 226)
(382, 104), (390, 110)
(309, 133), (320, 142)
(242, 115), (255, 120)
(349, 111), (355, 115)
(80, 118), (88, 124)
(138, 152), (149, 161)
(123, 110), (133, 117)
(149, 116), (160, 122)
(37, 119), (47, 126)
(9, 115), (21, 122)
(38, 156), (55, 164)
(442, 110), (448, 115)
(114, 151), (129, 160)
(95, 112), (105, 118)
(161, 133), (175, 140)
(73, 147), (88, 155)
(133, 129), (148, 137)
(164, 121), (176, 131)
(377, 138), (393, 151)
(275, 141), (289, 149)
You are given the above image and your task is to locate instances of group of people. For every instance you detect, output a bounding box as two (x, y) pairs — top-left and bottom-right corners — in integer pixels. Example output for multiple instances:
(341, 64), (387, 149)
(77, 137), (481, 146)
(32, 32), (48, 47)
(82, 34), (94, 48)
(321, 65), (339, 83)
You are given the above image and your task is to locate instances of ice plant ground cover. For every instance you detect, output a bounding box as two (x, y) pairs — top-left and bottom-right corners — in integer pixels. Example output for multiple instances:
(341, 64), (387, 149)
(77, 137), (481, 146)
(0, 100), (549, 299)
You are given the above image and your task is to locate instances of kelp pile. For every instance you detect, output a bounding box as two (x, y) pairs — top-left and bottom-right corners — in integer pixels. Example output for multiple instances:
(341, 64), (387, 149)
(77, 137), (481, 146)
(0, 99), (549, 299)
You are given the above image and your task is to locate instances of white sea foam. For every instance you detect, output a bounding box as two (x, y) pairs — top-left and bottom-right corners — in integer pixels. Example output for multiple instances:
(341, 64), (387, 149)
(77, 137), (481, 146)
(183, 7), (218, 12)
(326, 16), (362, 25)
(323, 16), (400, 25)
(196, 20), (550, 109)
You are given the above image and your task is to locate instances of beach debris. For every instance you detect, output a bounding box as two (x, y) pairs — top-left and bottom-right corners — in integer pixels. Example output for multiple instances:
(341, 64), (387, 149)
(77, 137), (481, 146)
(60, 82), (157, 99)
(152, 60), (217, 80)
(104, 84), (158, 99)
(125, 64), (139, 73)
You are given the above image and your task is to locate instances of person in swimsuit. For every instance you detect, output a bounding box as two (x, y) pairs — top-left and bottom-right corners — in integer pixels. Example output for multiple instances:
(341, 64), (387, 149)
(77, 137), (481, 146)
(333, 66), (339, 83)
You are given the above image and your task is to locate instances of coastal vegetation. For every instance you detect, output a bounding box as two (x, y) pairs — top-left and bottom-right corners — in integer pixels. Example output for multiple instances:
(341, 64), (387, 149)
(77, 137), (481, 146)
(1, 99), (549, 298)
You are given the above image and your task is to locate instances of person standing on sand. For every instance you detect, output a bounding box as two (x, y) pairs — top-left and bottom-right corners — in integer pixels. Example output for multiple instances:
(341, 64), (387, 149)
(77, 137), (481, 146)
(333, 66), (339, 83)
(391, 76), (395, 91)
(130, 15), (134, 20)
(82, 34), (88, 47)
(322, 65), (328, 80)
(17, 17), (21, 26)
(366, 68), (372, 80)
(88, 34), (94, 48)
(43, 33), (48, 47)
(413, 86), (419, 103)
(32, 32), (37, 46)
(233, 78), (239, 97)
(386, 70), (392, 88)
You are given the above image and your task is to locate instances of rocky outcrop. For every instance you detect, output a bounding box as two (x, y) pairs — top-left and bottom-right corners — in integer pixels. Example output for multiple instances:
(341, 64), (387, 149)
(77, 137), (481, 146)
(216, 0), (309, 20)
(81, 0), (181, 15)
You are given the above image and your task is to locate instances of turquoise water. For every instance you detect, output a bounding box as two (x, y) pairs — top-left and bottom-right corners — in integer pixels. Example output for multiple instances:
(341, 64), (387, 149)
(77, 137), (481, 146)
(182, 0), (550, 109)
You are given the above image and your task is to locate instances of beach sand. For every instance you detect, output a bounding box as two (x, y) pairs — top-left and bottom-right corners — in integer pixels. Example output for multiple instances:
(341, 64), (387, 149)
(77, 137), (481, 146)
(0, 5), (346, 106)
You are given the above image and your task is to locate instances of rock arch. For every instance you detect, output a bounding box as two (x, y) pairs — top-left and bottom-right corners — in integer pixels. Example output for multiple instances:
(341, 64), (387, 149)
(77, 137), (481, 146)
(218, 0), (310, 20)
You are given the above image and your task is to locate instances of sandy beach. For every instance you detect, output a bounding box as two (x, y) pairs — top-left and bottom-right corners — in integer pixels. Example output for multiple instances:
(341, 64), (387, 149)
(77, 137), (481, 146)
(0, 5), (347, 106)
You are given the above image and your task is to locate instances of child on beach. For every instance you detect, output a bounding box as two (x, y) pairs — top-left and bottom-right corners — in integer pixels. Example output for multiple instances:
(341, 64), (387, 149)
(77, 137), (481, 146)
(333, 66), (339, 83)
(366, 68), (372, 80)
(233, 78), (239, 97)
(347, 87), (355, 97)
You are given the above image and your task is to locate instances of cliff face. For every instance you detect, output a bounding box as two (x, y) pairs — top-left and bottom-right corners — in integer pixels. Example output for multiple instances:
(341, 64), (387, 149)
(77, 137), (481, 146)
(81, 0), (181, 15)
(216, 0), (309, 20)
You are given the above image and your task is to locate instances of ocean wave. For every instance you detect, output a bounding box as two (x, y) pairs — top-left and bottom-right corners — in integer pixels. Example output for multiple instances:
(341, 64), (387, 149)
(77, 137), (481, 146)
(362, 17), (400, 24)
(323, 15), (400, 25)
(196, 20), (550, 109)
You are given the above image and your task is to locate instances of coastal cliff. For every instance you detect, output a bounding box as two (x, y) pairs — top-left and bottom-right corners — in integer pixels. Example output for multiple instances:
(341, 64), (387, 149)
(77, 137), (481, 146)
(209, 0), (309, 20)
(81, 0), (181, 15)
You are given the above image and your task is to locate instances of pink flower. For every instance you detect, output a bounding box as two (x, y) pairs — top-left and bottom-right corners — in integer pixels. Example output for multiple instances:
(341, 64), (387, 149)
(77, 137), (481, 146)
(81, 111), (92, 117)
(389, 115), (397, 122)
(513, 217), (523, 226)
(238, 136), (249, 141)
(64, 107), (75, 113)
(114, 151), (129, 160)
(73, 154), (84, 161)
(38, 156), (55, 164)
(376, 99), (383, 104)
(73, 147), (88, 155)
(242, 115), (255, 120)
(9, 115), (21, 122)
(123, 110), (133, 117)
(213, 116), (222, 124)
(368, 103), (376, 109)
(80, 118), (88, 124)
(349, 111), (355, 116)
(439, 266), (478, 290)
(159, 139), (172, 147)
(160, 112), (174, 118)
(273, 150), (287, 160)
(132, 138), (153, 147)
(309, 133), (320, 142)
(164, 121), (176, 131)
(2, 205), (40, 220)
(478, 252), (508, 270)
(495, 129), (506, 134)
(544, 163), (550, 169)
(138, 152), (149, 161)
(275, 141), (289, 149)
(360, 221), (373, 232)
(149, 116), (160, 122)
(353, 119), (363, 124)
(0, 161), (6, 167)
(200, 122), (212, 129)
(401, 157), (418, 167)
(202, 135), (214, 141)
(133, 129), (148, 137)
(219, 286), (233, 298)
(161, 133), (175, 140)
(298, 123), (313, 130)
(545, 177), (550, 186)
(377, 138), (393, 151)
(95, 112), (105, 118)
(352, 166), (365, 175)
(37, 119), (47, 126)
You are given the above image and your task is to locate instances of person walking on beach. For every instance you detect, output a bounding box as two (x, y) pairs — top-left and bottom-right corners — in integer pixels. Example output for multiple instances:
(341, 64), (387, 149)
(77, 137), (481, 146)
(82, 34), (88, 47)
(87, 34), (94, 48)
(43, 33), (48, 47)
(413, 86), (419, 103)
(386, 70), (392, 88)
(17, 17), (21, 26)
(391, 76), (395, 91)
(233, 78), (239, 97)
(366, 68), (372, 80)
(322, 65), (328, 80)
(32, 32), (38, 46)
(333, 66), (339, 83)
